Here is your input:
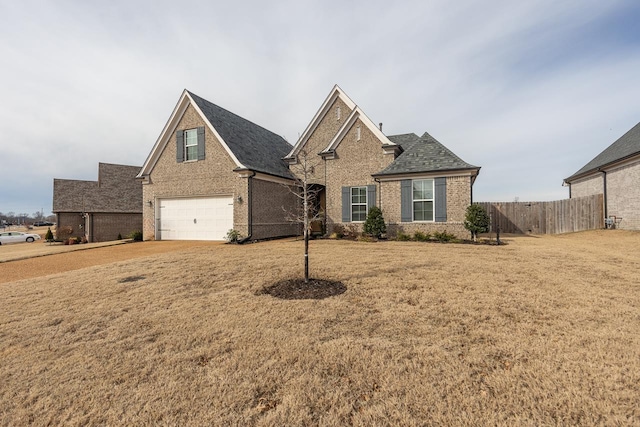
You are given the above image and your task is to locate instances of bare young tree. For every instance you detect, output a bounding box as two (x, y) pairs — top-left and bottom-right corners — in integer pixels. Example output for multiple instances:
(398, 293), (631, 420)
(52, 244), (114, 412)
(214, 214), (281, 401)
(283, 150), (324, 283)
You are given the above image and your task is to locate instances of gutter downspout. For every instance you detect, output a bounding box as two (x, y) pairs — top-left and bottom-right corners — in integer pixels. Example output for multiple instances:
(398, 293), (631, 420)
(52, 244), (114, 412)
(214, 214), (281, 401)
(238, 172), (255, 244)
(601, 169), (608, 222)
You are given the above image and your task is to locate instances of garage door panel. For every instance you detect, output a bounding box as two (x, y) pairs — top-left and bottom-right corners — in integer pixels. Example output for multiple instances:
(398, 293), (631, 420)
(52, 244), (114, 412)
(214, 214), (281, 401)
(158, 197), (233, 241)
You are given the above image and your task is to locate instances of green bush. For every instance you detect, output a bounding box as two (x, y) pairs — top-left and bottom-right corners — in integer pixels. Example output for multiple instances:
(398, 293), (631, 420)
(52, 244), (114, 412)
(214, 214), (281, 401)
(433, 230), (458, 243)
(128, 231), (143, 241)
(363, 206), (386, 238)
(44, 227), (54, 242)
(396, 231), (412, 241)
(464, 204), (490, 242)
(117, 233), (122, 240)
(225, 229), (240, 243)
(413, 231), (430, 242)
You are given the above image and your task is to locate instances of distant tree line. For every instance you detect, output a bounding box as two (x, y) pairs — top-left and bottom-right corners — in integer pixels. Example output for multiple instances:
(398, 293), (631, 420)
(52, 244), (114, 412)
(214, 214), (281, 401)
(0, 211), (56, 225)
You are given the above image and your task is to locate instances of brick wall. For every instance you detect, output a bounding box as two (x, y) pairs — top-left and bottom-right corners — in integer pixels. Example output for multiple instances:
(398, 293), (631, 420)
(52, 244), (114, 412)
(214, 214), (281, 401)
(570, 174), (604, 198)
(380, 176), (470, 239)
(92, 213), (142, 242)
(606, 160), (640, 230)
(251, 177), (301, 239)
(56, 212), (85, 239)
(142, 104), (250, 240)
(322, 118), (395, 233)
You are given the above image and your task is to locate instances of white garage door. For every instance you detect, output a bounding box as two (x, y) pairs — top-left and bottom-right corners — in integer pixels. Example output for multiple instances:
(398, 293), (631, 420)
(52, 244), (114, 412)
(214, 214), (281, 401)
(158, 197), (233, 241)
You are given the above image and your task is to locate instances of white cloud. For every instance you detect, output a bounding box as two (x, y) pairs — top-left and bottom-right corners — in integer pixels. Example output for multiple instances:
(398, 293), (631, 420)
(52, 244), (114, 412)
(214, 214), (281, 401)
(0, 0), (638, 212)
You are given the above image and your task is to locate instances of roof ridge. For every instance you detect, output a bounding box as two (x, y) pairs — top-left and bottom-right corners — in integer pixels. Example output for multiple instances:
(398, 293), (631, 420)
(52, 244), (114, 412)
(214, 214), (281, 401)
(187, 90), (291, 146)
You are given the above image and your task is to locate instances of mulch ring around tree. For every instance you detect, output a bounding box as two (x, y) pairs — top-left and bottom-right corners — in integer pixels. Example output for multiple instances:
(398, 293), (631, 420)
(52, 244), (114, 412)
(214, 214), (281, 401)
(258, 278), (347, 300)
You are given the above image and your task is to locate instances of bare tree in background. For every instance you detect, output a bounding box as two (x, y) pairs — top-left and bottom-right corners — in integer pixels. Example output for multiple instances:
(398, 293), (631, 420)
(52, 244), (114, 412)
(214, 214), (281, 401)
(283, 150), (323, 283)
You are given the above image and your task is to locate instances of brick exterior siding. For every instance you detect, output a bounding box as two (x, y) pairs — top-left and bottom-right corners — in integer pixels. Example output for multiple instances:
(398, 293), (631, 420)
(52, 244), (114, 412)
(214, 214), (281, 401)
(607, 160), (640, 229)
(143, 104), (296, 240)
(570, 158), (640, 230)
(570, 174), (604, 198)
(290, 97), (475, 239)
(92, 213), (142, 242)
(380, 176), (470, 238)
(250, 178), (301, 239)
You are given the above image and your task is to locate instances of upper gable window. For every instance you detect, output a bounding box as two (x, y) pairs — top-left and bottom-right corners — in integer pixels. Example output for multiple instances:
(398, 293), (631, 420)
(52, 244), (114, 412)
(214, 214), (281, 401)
(176, 127), (205, 163)
(184, 129), (198, 161)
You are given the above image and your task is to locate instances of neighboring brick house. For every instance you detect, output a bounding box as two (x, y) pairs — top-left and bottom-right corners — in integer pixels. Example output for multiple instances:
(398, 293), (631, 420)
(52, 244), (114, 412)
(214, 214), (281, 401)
(53, 163), (142, 242)
(564, 121), (640, 230)
(138, 86), (480, 241)
(284, 85), (480, 238)
(136, 90), (299, 241)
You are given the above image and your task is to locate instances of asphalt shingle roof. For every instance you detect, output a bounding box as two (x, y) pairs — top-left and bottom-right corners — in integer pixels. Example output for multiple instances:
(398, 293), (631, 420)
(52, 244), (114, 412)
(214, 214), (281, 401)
(376, 132), (478, 176)
(188, 91), (293, 179)
(565, 121), (640, 181)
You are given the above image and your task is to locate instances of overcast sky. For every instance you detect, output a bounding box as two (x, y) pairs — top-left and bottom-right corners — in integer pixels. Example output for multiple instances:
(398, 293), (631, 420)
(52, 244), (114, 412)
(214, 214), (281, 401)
(1, 0), (639, 215)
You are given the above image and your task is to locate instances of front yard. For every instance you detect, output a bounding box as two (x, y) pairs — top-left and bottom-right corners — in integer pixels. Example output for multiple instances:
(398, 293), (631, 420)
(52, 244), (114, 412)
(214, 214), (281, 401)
(1, 231), (638, 425)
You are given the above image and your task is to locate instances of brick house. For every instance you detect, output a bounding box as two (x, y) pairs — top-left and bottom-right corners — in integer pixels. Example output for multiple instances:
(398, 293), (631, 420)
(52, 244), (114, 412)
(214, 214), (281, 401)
(136, 90), (299, 241)
(53, 163), (142, 242)
(285, 85), (480, 238)
(564, 121), (640, 230)
(137, 86), (480, 241)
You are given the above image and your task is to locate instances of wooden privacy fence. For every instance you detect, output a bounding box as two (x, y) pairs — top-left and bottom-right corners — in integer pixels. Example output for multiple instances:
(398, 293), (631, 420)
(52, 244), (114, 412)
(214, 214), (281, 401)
(478, 194), (604, 235)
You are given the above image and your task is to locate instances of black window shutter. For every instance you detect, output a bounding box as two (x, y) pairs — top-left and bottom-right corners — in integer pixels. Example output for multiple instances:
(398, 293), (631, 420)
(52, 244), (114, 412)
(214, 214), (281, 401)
(401, 180), (412, 222)
(176, 130), (184, 163)
(435, 177), (447, 222)
(197, 127), (205, 160)
(367, 185), (376, 211)
(341, 187), (351, 222)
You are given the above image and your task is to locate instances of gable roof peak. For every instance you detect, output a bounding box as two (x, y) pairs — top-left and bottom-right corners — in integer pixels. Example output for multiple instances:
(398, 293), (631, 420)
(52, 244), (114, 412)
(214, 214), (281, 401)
(138, 89), (293, 180)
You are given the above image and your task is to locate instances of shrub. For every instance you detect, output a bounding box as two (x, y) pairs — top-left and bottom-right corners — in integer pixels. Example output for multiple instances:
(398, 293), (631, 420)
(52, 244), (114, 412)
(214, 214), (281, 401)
(396, 231), (412, 241)
(331, 224), (345, 239)
(363, 206), (386, 238)
(464, 204), (490, 242)
(226, 229), (240, 243)
(44, 228), (54, 242)
(433, 230), (458, 243)
(413, 231), (430, 242)
(344, 224), (360, 240)
(117, 233), (122, 240)
(356, 234), (377, 242)
(128, 231), (143, 241)
(56, 226), (73, 242)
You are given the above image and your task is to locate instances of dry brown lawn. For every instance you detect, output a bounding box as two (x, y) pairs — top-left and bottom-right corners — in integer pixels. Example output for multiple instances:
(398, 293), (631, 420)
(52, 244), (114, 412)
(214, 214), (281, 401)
(1, 230), (639, 426)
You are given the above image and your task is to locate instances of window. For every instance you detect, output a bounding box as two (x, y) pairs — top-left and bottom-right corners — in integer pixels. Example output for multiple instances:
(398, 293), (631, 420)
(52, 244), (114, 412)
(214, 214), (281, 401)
(351, 187), (367, 222)
(413, 179), (434, 221)
(184, 128), (198, 161)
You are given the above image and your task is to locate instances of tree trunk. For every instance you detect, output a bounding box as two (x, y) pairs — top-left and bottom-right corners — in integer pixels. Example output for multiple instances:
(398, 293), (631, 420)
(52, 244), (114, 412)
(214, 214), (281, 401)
(303, 184), (309, 283)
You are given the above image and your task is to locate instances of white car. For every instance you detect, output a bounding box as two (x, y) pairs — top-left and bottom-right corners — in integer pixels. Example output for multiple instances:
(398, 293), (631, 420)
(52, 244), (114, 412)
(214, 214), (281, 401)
(0, 231), (42, 245)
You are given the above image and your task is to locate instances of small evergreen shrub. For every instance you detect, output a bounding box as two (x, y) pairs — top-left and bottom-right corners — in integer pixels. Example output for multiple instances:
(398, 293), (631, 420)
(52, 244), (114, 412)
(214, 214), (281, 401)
(363, 206), (386, 238)
(433, 230), (458, 242)
(413, 231), (430, 242)
(464, 204), (490, 242)
(128, 231), (143, 241)
(225, 229), (240, 243)
(44, 227), (54, 242)
(117, 233), (122, 240)
(396, 231), (412, 241)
